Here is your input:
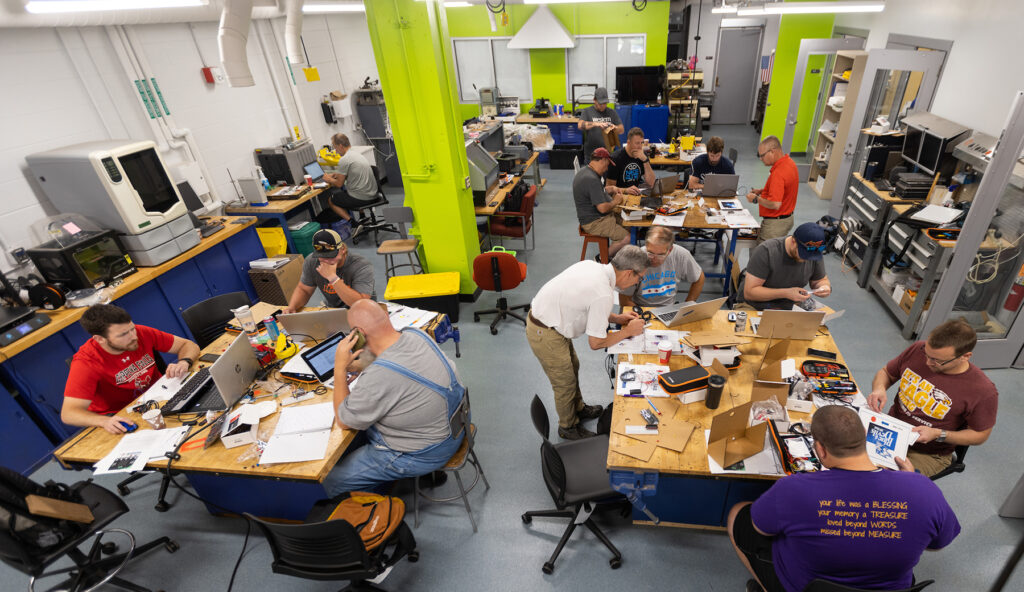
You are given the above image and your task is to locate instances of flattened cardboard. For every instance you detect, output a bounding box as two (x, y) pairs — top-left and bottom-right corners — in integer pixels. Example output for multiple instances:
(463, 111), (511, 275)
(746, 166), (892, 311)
(614, 411), (696, 454)
(685, 330), (750, 348)
(708, 401), (767, 468)
(26, 495), (94, 524)
(602, 127), (619, 151)
(655, 420), (697, 452)
(611, 433), (657, 462)
(756, 338), (793, 384)
(757, 310), (826, 341)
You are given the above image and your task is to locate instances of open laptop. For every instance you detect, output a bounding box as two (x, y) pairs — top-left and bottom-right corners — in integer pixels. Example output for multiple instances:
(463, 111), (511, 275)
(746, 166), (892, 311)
(702, 173), (740, 197)
(652, 296), (728, 328)
(161, 334), (262, 415)
(299, 330), (349, 388)
(751, 309), (827, 340)
(639, 174), (679, 208)
(278, 309), (350, 342)
(303, 161), (326, 182)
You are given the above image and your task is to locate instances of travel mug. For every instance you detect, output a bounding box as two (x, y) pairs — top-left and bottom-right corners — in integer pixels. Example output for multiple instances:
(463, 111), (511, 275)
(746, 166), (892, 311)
(706, 375), (727, 410)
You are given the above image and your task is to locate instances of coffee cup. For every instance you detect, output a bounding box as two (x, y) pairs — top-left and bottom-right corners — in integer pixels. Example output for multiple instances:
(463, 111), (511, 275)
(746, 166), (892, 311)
(142, 409), (165, 430)
(658, 340), (673, 365)
(706, 374), (727, 410)
(304, 174), (313, 187)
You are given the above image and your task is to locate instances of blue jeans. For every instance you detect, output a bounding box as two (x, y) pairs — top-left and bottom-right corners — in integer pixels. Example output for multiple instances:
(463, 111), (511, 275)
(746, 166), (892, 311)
(323, 429), (462, 497)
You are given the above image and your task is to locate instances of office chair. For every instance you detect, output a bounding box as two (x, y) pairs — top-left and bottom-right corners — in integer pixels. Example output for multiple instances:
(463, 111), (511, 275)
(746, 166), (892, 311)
(930, 445), (969, 481)
(521, 395), (624, 574)
(181, 291), (252, 349)
(377, 207), (423, 279)
(351, 165), (400, 247)
(728, 147), (738, 164)
(802, 578), (934, 592)
(488, 185), (537, 252)
(246, 508), (418, 592)
(472, 250), (529, 335)
(0, 466), (178, 592)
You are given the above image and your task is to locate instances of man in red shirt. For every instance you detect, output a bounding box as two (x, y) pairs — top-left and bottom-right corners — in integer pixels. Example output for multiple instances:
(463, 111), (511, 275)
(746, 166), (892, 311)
(745, 135), (799, 244)
(61, 304), (200, 434)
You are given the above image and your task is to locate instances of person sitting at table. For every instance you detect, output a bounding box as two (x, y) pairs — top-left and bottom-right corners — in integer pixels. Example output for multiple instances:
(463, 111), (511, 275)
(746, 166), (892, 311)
(61, 304), (200, 435)
(737, 222), (831, 311)
(323, 299), (466, 496)
(324, 132), (379, 239)
(578, 87), (624, 163)
(284, 229), (374, 314)
(727, 405), (960, 592)
(619, 225), (704, 308)
(607, 127), (655, 192)
(745, 135), (799, 244)
(574, 147), (635, 259)
(687, 136), (736, 191)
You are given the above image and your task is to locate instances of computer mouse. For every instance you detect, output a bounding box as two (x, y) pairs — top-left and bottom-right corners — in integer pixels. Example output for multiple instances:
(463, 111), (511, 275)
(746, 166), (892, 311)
(119, 421), (138, 433)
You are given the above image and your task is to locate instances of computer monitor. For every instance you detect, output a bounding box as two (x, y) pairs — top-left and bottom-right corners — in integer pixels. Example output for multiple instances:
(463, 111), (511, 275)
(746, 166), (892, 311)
(303, 161), (325, 182)
(176, 180), (207, 215)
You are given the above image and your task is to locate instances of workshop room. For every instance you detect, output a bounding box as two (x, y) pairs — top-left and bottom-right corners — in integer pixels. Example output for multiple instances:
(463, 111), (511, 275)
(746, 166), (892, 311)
(1, 1), (1023, 591)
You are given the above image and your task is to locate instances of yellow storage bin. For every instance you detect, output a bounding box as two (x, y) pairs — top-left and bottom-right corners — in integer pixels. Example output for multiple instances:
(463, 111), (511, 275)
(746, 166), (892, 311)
(257, 227), (288, 257)
(385, 271), (461, 322)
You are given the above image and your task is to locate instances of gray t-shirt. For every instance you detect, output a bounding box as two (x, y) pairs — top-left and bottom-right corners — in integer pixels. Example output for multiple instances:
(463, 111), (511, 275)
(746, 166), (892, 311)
(337, 150), (377, 200)
(338, 330), (461, 452)
(619, 245), (703, 307)
(299, 252), (376, 308)
(572, 166), (610, 225)
(579, 105), (622, 159)
(741, 237), (826, 310)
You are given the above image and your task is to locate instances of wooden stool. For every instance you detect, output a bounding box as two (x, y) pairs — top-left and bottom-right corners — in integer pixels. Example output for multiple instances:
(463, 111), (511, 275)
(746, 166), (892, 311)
(578, 225), (609, 263)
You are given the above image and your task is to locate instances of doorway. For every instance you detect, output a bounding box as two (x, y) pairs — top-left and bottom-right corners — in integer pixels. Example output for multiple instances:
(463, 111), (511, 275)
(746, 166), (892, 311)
(712, 27), (762, 125)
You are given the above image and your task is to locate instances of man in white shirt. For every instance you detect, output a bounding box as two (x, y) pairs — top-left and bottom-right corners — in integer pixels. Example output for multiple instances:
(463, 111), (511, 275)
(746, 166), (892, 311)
(619, 225), (704, 308)
(526, 246), (648, 440)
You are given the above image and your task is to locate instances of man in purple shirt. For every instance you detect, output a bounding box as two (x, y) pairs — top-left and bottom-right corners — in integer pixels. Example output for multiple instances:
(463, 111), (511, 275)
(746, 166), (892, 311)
(727, 405), (960, 592)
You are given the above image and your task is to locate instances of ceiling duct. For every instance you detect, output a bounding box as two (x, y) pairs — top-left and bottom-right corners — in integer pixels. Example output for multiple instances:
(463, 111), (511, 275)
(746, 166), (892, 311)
(507, 5), (574, 50)
(284, 0), (304, 67)
(219, 0), (254, 86)
(0, 0), (285, 27)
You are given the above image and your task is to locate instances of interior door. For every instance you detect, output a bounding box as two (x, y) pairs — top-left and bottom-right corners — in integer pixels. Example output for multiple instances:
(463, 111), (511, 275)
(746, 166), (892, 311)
(712, 27), (762, 125)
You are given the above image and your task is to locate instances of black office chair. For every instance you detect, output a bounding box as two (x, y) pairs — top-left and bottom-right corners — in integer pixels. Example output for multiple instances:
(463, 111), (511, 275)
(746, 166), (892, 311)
(0, 467), (178, 592)
(521, 395), (624, 574)
(802, 578), (934, 592)
(246, 509), (418, 592)
(728, 147), (738, 164)
(930, 445), (969, 481)
(351, 165), (400, 247)
(181, 291), (252, 349)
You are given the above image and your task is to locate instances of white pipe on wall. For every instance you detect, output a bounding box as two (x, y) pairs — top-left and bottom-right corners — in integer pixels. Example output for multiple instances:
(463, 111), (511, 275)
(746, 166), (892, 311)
(255, 20), (299, 140)
(269, 18), (311, 141)
(219, 0), (256, 87)
(284, 0), (305, 67)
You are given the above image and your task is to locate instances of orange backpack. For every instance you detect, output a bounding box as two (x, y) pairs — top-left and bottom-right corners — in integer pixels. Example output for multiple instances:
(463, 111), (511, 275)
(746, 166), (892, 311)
(326, 492), (406, 551)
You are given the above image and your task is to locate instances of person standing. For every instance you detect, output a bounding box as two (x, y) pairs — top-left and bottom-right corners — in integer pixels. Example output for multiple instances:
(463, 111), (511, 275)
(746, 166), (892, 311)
(687, 136), (736, 191)
(578, 87), (624, 163)
(607, 127), (655, 191)
(745, 136), (798, 244)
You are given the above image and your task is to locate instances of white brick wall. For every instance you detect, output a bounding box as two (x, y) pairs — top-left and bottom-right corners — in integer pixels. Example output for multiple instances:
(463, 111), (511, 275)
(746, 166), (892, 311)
(0, 14), (379, 273)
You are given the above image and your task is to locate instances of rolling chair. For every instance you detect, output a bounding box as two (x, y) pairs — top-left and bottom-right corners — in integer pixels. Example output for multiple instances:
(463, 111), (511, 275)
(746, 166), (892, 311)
(0, 466), (178, 592)
(728, 147), (738, 164)
(472, 250), (529, 335)
(377, 207), (423, 279)
(521, 395), (624, 574)
(181, 291), (252, 349)
(802, 578), (934, 592)
(930, 445), (969, 481)
(351, 165), (400, 247)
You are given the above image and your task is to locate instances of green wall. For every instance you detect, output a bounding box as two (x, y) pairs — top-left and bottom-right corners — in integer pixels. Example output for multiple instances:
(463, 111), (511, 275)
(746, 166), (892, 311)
(762, 10), (835, 150)
(445, 2), (670, 121)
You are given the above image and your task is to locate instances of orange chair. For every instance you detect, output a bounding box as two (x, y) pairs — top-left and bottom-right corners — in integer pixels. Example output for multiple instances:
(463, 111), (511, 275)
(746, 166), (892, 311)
(579, 225), (609, 263)
(472, 250), (529, 335)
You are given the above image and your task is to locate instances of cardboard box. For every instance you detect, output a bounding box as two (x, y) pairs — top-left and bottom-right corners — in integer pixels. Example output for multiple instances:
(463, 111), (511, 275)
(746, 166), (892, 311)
(755, 338), (795, 384)
(249, 253), (304, 306)
(602, 127), (619, 151)
(898, 289), (930, 314)
(707, 381), (789, 469)
(220, 407), (260, 449)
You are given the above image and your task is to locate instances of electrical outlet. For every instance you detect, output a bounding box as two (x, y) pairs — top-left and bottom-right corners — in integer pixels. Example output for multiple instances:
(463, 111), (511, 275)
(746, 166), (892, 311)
(464, 176), (471, 189)
(10, 248), (28, 264)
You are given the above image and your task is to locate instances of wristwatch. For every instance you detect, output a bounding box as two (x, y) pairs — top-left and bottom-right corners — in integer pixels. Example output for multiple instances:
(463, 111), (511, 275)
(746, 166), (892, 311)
(936, 430), (948, 443)
(178, 357), (194, 367)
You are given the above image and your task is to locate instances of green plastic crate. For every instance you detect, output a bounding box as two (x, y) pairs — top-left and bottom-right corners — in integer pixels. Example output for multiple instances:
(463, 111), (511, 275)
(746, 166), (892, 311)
(291, 221), (322, 258)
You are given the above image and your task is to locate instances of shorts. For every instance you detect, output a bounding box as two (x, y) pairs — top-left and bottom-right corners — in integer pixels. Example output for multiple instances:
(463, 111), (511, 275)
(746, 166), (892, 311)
(581, 214), (629, 242)
(330, 187), (376, 210)
(730, 504), (786, 592)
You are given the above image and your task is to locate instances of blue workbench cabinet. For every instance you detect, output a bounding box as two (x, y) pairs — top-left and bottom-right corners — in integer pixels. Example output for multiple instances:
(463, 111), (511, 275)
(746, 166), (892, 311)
(0, 333), (77, 441)
(224, 226), (265, 302)
(0, 380), (55, 474)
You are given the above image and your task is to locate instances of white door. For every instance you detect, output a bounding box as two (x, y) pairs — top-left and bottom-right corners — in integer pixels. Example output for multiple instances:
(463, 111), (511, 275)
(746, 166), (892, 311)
(712, 27), (762, 125)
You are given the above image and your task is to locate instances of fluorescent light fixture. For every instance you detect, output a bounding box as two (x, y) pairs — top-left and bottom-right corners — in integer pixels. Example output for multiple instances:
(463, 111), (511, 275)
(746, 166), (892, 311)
(763, 1), (886, 15)
(445, 1), (473, 6)
(25, 0), (203, 13)
(711, 3), (738, 13)
(736, 4), (765, 16)
(524, 0), (621, 4)
(303, 2), (365, 13)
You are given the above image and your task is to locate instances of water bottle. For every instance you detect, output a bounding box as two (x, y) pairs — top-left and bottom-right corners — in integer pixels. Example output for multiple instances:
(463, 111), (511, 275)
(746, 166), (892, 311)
(256, 166), (271, 191)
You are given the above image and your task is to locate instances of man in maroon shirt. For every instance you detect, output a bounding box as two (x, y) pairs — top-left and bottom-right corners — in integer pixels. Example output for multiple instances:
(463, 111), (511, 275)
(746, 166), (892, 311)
(745, 135), (799, 245)
(867, 319), (998, 476)
(61, 304), (200, 435)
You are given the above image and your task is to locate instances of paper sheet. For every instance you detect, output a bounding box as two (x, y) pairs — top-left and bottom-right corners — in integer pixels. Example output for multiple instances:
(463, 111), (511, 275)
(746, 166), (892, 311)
(723, 209), (759, 228)
(274, 402), (335, 435)
(653, 215), (686, 227)
(607, 333), (646, 354)
(259, 430), (332, 465)
(705, 430), (784, 476)
(93, 427), (189, 475)
(388, 306), (436, 330)
(139, 373), (188, 403)
(615, 363), (669, 396)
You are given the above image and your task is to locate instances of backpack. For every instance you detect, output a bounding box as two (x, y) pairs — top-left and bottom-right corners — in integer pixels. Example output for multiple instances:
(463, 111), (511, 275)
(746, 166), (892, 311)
(0, 466), (88, 553)
(324, 492), (406, 551)
(503, 181), (529, 215)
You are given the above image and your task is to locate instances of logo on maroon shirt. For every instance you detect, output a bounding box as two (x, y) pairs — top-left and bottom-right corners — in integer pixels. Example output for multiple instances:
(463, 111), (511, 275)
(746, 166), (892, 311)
(896, 369), (952, 420)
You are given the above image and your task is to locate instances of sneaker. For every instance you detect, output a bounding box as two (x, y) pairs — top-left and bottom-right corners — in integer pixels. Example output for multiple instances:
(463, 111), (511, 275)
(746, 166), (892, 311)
(594, 253), (603, 263)
(578, 403), (604, 421)
(351, 222), (365, 240)
(557, 424), (597, 440)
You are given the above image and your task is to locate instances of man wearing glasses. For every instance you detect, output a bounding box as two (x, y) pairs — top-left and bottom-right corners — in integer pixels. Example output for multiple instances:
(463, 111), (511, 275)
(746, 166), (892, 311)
(745, 135), (799, 244)
(285, 228), (375, 314)
(866, 320), (998, 477)
(739, 223), (831, 311)
(619, 225), (704, 308)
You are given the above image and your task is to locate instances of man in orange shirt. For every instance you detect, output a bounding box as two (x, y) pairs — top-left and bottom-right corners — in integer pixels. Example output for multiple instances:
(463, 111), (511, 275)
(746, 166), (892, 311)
(746, 135), (799, 244)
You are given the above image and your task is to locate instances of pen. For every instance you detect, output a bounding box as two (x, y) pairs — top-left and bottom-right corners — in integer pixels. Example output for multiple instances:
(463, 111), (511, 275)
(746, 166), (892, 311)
(644, 395), (661, 415)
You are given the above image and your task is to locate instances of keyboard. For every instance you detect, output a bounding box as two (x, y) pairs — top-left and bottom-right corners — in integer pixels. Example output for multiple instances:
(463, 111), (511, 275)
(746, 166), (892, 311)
(199, 222), (224, 237)
(160, 367), (213, 416)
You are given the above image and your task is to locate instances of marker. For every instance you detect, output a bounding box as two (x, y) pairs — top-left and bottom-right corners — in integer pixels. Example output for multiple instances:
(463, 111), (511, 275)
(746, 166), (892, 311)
(644, 395), (661, 415)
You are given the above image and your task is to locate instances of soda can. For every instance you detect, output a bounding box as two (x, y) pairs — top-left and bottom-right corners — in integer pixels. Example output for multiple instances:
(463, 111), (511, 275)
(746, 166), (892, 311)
(264, 317), (281, 342)
(734, 311), (747, 332)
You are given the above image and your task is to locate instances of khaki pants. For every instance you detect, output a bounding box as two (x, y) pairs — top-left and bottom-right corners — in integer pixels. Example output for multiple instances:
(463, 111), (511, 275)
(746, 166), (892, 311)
(907, 450), (953, 477)
(582, 214), (629, 242)
(757, 216), (794, 245)
(526, 315), (584, 429)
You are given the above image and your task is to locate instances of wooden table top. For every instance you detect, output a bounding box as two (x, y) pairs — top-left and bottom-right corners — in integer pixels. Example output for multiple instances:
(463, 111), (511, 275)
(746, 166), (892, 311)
(225, 187), (326, 215)
(619, 194), (735, 229)
(52, 302), (356, 482)
(852, 172), (918, 205)
(515, 114), (579, 124)
(607, 309), (848, 479)
(474, 152), (539, 216)
(0, 217), (257, 361)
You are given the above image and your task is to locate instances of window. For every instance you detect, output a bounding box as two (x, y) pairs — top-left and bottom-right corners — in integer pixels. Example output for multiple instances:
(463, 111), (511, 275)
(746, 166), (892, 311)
(567, 35), (646, 103)
(452, 38), (532, 103)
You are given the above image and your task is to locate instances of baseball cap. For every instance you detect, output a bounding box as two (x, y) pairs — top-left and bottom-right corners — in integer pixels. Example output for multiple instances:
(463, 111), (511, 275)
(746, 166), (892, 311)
(591, 147), (613, 161)
(793, 222), (827, 261)
(594, 87), (609, 103)
(312, 228), (345, 258)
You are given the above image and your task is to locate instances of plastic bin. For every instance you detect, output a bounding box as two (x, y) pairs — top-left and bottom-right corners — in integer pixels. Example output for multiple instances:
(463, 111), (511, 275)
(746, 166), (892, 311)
(549, 144), (583, 170)
(291, 221), (322, 258)
(256, 227), (287, 257)
(385, 271), (462, 322)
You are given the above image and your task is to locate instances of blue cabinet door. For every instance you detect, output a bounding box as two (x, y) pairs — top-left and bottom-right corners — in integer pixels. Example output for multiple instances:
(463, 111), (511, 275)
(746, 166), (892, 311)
(224, 227), (265, 302)
(0, 333), (77, 441)
(0, 382), (55, 475)
(196, 244), (245, 297)
(156, 260), (212, 342)
(113, 282), (189, 337)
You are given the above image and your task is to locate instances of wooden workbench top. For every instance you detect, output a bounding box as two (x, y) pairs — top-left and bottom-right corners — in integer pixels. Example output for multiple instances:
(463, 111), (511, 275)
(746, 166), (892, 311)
(618, 194), (735, 229)
(852, 172), (918, 204)
(225, 187), (326, 215)
(514, 114), (580, 124)
(474, 152), (539, 216)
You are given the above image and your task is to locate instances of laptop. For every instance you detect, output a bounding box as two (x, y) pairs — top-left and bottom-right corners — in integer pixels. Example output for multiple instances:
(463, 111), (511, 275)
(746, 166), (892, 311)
(161, 334), (262, 415)
(300, 330), (350, 388)
(702, 173), (740, 197)
(652, 296), (728, 328)
(278, 309), (350, 342)
(303, 161), (326, 182)
(639, 174), (679, 208)
(752, 310), (827, 341)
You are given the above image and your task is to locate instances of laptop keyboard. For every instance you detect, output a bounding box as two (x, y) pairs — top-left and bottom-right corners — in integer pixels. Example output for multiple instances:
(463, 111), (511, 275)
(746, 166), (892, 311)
(161, 367), (213, 416)
(655, 312), (676, 324)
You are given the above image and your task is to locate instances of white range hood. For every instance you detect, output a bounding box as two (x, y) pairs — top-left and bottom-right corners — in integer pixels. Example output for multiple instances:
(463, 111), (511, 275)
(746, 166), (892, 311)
(507, 5), (574, 49)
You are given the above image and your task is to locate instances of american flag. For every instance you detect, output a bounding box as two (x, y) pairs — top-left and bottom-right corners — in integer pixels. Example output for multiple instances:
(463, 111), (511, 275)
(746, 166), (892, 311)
(760, 52), (775, 85)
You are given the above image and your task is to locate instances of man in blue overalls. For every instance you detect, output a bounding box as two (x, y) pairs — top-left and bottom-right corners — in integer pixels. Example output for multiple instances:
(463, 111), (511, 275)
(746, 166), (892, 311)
(324, 300), (466, 496)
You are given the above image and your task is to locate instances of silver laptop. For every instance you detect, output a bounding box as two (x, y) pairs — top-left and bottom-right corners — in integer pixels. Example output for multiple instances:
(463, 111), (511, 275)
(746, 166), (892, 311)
(278, 309), (350, 342)
(702, 173), (740, 197)
(752, 310), (827, 340)
(208, 333), (263, 408)
(652, 296), (728, 327)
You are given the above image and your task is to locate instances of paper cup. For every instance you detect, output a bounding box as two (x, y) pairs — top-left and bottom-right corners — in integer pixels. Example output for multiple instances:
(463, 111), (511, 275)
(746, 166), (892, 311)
(658, 340), (673, 365)
(142, 409), (165, 430)
(304, 174), (313, 187)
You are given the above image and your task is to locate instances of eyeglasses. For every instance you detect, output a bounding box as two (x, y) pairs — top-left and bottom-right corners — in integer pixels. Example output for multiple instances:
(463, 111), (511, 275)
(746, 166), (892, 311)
(646, 248), (670, 260)
(757, 148), (773, 158)
(924, 353), (961, 367)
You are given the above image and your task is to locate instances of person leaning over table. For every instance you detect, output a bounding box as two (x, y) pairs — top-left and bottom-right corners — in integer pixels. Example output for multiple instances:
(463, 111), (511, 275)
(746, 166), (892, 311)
(61, 304), (200, 435)
(737, 222), (831, 311)
(866, 319), (998, 478)
(323, 299), (466, 496)
(574, 147), (636, 259)
(284, 228), (374, 314)
(607, 127), (655, 192)
(687, 135), (736, 191)
(618, 225), (704, 308)
(578, 87), (624, 163)
(526, 246), (649, 441)
(745, 135), (799, 244)
(727, 405), (960, 592)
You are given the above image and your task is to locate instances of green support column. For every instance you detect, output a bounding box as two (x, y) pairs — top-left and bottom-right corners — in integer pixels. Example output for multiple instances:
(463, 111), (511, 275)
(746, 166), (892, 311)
(364, 0), (480, 295)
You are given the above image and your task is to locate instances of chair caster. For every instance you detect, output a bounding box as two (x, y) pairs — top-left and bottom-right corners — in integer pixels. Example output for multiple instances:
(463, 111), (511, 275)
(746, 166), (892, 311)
(473, 314), (480, 322)
(521, 514), (532, 524)
(542, 562), (554, 574)
(490, 327), (498, 335)
(165, 540), (180, 553)
(154, 501), (170, 512)
(101, 542), (118, 554)
(610, 557), (622, 569)
(117, 485), (131, 496)
(408, 551), (419, 563)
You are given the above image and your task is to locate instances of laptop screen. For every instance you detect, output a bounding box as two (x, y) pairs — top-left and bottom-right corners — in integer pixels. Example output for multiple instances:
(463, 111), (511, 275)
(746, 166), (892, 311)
(303, 161), (325, 182)
(302, 331), (347, 381)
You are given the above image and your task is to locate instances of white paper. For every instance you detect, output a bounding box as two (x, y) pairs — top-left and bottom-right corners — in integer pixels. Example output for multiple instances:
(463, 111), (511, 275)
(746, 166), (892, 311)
(858, 407), (916, 470)
(607, 333), (646, 354)
(653, 214), (686, 227)
(93, 427), (188, 475)
(723, 209), (760, 228)
(140, 373), (188, 403)
(780, 359), (797, 379)
(259, 430), (332, 465)
(823, 309), (846, 324)
(274, 402), (335, 435)
(625, 425), (659, 435)
(910, 204), (962, 225)
(615, 363), (670, 396)
(644, 329), (683, 353)
(389, 307), (437, 330)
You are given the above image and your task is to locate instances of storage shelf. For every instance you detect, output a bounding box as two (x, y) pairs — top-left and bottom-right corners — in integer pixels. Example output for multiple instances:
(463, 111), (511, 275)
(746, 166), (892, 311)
(818, 131), (836, 143)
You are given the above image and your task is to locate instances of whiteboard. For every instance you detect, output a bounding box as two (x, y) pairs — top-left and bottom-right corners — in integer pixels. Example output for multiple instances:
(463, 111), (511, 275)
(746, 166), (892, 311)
(453, 39), (494, 102)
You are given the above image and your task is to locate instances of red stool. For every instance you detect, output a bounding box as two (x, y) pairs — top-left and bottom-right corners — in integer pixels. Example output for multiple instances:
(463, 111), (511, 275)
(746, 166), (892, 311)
(579, 225), (609, 263)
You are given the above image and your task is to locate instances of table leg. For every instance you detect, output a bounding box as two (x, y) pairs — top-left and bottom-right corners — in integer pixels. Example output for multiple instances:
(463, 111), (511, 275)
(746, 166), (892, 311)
(630, 227), (638, 245)
(722, 229), (739, 297)
(269, 213), (296, 253)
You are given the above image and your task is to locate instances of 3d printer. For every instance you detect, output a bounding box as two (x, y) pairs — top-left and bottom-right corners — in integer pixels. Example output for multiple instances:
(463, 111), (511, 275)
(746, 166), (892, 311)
(27, 215), (136, 291)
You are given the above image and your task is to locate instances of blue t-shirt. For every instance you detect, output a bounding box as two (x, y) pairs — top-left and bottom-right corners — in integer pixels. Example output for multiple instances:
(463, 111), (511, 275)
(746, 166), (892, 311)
(688, 153), (735, 186)
(751, 468), (960, 592)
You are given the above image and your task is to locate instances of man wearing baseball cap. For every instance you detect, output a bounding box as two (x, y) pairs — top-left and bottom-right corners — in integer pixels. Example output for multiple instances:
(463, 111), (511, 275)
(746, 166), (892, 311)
(573, 147), (632, 259)
(284, 228), (375, 314)
(578, 87), (624, 163)
(739, 222), (831, 311)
